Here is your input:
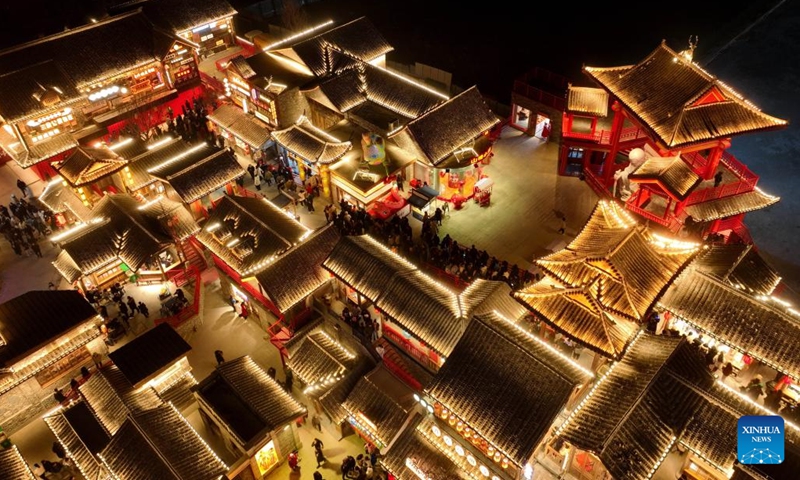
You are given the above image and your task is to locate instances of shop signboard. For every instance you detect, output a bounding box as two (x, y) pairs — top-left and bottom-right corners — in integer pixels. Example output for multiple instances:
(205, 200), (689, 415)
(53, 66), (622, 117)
(254, 439), (279, 475)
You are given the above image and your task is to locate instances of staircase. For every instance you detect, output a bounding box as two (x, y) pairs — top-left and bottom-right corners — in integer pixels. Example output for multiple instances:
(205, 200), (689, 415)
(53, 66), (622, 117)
(182, 238), (207, 272)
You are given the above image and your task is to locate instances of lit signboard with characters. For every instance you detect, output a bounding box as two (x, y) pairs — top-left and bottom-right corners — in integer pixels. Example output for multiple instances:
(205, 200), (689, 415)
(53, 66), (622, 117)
(255, 439), (279, 475)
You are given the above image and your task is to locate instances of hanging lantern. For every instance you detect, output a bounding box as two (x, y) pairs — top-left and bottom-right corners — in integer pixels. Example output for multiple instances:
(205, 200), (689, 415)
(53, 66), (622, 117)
(487, 446), (495, 456)
(493, 452), (502, 463)
(501, 458), (509, 469)
(456, 421), (464, 432)
(464, 428), (472, 439)
(448, 416), (457, 426)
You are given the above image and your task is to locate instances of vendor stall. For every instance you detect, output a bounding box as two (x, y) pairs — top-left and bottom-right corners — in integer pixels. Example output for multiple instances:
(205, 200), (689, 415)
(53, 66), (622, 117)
(473, 176), (494, 207)
(408, 186), (439, 221)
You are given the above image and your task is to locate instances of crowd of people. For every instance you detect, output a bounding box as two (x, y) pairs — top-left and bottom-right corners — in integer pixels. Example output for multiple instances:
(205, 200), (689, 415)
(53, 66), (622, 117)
(326, 198), (536, 289)
(0, 187), (54, 258)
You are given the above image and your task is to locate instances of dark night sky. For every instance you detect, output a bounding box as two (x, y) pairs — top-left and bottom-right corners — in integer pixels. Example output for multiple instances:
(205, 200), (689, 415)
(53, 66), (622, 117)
(0, 0), (773, 101)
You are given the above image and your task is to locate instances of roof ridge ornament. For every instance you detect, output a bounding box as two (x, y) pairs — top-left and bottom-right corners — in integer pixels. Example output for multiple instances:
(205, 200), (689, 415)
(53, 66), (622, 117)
(679, 35), (698, 62)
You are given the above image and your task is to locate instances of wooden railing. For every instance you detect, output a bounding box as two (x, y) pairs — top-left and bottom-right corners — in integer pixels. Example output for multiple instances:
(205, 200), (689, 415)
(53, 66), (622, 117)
(561, 125), (648, 145)
(624, 192), (683, 232)
(685, 151), (758, 205)
(155, 266), (202, 329)
(583, 170), (611, 198)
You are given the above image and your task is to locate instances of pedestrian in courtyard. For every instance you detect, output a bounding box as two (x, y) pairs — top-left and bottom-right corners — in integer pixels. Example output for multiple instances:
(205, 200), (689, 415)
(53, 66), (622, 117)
(311, 414), (322, 432)
(313, 472), (324, 480)
(214, 350), (225, 365)
(127, 296), (139, 315)
(118, 300), (129, 318)
(239, 301), (249, 319)
(313, 438), (326, 468)
(92, 352), (103, 368)
(52, 441), (66, 460)
(30, 240), (42, 258)
(53, 388), (66, 403)
(247, 164), (256, 182)
(396, 171), (404, 191)
(284, 368), (293, 392)
(138, 302), (149, 318)
(16, 179), (27, 197)
(433, 207), (443, 226)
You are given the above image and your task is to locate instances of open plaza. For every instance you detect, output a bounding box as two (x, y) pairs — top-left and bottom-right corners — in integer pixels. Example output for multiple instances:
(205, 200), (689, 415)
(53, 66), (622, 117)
(0, 1), (797, 480)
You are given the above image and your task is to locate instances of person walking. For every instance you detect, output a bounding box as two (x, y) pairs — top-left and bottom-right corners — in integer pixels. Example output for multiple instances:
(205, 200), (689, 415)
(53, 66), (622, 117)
(284, 369), (293, 392)
(52, 441), (66, 460)
(138, 302), (149, 318)
(92, 352), (103, 368)
(254, 170), (262, 191)
(30, 240), (42, 258)
(214, 350), (225, 365)
(16, 179), (27, 197)
(127, 296), (139, 315)
(313, 438), (326, 468)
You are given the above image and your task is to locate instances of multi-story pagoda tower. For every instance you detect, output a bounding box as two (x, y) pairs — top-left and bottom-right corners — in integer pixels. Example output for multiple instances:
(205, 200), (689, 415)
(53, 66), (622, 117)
(560, 40), (788, 242)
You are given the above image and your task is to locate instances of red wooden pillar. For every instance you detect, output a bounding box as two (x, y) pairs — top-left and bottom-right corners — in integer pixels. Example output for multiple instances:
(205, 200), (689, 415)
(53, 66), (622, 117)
(558, 144), (569, 175)
(703, 139), (731, 180)
(225, 182), (234, 195)
(602, 101), (626, 185)
(590, 117), (598, 136)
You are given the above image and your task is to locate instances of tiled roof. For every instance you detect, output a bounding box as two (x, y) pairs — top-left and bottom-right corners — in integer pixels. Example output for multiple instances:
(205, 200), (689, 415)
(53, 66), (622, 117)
(566, 86), (609, 116)
(0, 446), (36, 480)
(514, 277), (639, 359)
(53, 250), (83, 283)
(381, 415), (470, 480)
(0, 60), (82, 122)
(286, 328), (358, 390)
(558, 334), (713, 480)
(125, 137), (190, 191)
(376, 270), (462, 357)
(322, 235), (417, 302)
(315, 69), (367, 112)
(271, 117), (352, 164)
(216, 355), (307, 431)
(56, 194), (177, 277)
(660, 268), (800, 379)
(0, 126), (77, 168)
(142, 0), (236, 34)
(459, 279), (527, 321)
(232, 52), (314, 90)
(0, 11), (181, 89)
(516, 201), (697, 358)
(56, 146), (127, 188)
(80, 365), (162, 435)
(38, 180), (92, 221)
(99, 404), (226, 480)
(151, 148), (245, 203)
(196, 195), (308, 275)
(362, 63), (444, 119)
(584, 42), (788, 147)
(45, 401), (111, 480)
(128, 404), (228, 479)
(684, 188), (780, 222)
(693, 244), (781, 295)
(256, 226), (340, 313)
(99, 419), (180, 480)
(391, 86), (498, 166)
(427, 313), (586, 466)
(207, 104), (270, 148)
(286, 17), (393, 76)
(0, 290), (97, 367)
(109, 323), (191, 387)
(629, 154), (702, 200)
(318, 358), (376, 423)
(138, 196), (199, 241)
(342, 365), (415, 446)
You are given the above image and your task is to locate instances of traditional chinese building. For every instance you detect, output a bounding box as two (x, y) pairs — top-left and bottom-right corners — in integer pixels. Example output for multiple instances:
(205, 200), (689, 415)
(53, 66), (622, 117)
(196, 195), (312, 325)
(193, 355), (306, 479)
(514, 200), (698, 361)
(0, 10), (199, 178)
(324, 235), (527, 375)
(140, 0), (238, 59)
(107, 323), (196, 410)
(384, 312), (590, 480)
(0, 291), (103, 434)
(553, 332), (799, 480)
(97, 403), (228, 479)
(255, 225), (340, 325)
(52, 194), (198, 289)
(510, 67), (570, 140)
(659, 248), (800, 383)
(44, 400), (112, 480)
(560, 41), (788, 241)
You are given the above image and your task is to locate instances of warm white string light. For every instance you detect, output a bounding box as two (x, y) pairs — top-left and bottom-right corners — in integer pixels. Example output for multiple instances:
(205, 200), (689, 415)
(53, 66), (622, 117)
(378, 67), (449, 100)
(137, 195), (164, 210)
(147, 143), (206, 172)
(492, 311), (594, 378)
(262, 20), (334, 50)
(147, 137), (175, 150)
(109, 138), (133, 150)
(716, 380), (799, 432)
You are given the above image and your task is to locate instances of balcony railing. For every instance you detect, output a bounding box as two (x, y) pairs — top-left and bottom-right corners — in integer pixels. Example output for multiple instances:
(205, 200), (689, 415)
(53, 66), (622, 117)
(561, 125), (648, 146)
(624, 190), (684, 232)
(684, 152), (758, 206)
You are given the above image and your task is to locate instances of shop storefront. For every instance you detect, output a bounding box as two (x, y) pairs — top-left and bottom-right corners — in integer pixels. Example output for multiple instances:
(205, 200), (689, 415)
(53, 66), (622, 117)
(179, 17), (235, 59)
(207, 104), (272, 161)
